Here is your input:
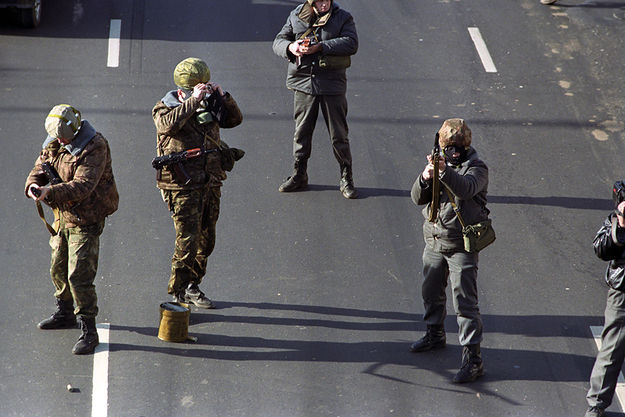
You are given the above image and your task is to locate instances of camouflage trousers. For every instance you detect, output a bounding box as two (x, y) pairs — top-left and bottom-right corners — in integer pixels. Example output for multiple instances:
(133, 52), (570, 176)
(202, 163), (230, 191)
(162, 186), (221, 295)
(49, 219), (104, 319)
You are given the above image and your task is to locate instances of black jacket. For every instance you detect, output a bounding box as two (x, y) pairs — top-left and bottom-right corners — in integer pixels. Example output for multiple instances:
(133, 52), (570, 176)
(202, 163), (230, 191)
(273, 1), (358, 95)
(594, 213), (625, 290)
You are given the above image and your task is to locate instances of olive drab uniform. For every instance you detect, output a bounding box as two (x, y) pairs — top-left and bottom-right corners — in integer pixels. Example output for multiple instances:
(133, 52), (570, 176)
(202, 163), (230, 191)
(410, 118), (489, 383)
(153, 59), (242, 304)
(273, 0), (359, 198)
(25, 105), (118, 355)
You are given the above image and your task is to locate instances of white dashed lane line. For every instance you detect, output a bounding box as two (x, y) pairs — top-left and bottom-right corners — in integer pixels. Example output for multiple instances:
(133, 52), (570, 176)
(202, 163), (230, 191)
(107, 19), (121, 68)
(468, 27), (497, 73)
(92, 323), (110, 417)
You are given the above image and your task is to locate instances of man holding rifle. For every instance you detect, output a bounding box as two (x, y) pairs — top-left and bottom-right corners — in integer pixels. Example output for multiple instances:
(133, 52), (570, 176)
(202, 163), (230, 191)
(25, 104), (118, 355)
(410, 119), (490, 383)
(153, 57), (242, 309)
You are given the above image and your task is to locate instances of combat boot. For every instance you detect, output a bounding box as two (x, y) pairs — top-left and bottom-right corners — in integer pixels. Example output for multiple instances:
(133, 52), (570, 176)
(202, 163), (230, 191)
(279, 159), (308, 192)
(184, 283), (215, 309)
(409, 325), (446, 352)
(38, 298), (77, 329)
(339, 165), (358, 199)
(72, 316), (99, 355)
(453, 344), (484, 383)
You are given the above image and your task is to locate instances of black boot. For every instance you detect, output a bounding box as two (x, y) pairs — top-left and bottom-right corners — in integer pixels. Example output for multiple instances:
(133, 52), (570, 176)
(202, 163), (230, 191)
(38, 298), (77, 329)
(453, 344), (484, 383)
(72, 317), (99, 355)
(279, 159), (308, 192)
(339, 165), (358, 199)
(409, 325), (446, 352)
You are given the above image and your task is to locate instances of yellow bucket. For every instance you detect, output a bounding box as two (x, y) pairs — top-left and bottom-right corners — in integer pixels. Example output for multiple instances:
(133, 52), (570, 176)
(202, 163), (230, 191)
(158, 302), (190, 342)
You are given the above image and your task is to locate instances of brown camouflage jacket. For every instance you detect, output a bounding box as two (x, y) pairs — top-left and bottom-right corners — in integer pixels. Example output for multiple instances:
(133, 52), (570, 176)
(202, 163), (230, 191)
(25, 122), (119, 228)
(152, 91), (243, 190)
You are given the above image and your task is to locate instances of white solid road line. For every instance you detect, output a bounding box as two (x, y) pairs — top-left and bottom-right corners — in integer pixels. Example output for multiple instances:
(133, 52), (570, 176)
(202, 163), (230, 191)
(467, 27), (497, 73)
(590, 325), (625, 411)
(107, 19), (121, 68)
(92, 323), (110, 417)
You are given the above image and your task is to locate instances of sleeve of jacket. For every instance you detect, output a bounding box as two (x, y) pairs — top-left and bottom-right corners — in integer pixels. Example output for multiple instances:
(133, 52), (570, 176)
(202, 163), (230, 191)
(47, 140), (107, 205)
(321, 12), (358, 56)
(594, 214), (625, 261)
(219, 93), (243, 129)
(24, 155), (47, 197)
(411, 175), (433, 206)
(273, 13), (296, 62)
(153, 97), (201, 136)
(440, 161), (488, 201)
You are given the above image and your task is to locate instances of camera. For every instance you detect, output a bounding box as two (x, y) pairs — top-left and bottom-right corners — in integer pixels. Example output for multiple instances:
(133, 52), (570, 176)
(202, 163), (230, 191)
(613, 180), (625, 209)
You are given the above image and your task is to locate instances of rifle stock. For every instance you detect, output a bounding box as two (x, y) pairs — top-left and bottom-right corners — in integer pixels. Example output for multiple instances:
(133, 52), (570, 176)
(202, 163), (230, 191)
(427, 133), (440, 223)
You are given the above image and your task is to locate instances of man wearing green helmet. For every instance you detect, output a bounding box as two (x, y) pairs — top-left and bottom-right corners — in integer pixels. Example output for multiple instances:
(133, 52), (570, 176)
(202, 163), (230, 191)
(273, 0), (359, 199)
(153, 57), (243, 309)
(25, 104), (119, 355)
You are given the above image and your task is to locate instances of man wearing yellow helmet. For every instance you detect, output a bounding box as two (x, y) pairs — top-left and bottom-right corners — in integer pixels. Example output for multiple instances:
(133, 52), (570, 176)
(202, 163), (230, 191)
(153, 57), (243, 309)
(25, 104), (119, 355)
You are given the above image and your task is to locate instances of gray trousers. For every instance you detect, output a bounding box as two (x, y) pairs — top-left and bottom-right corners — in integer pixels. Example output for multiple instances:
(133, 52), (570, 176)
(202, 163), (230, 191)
(587, 288), (625, 409)
(421, 245), (483, 346)
(292, 90), (352, 167)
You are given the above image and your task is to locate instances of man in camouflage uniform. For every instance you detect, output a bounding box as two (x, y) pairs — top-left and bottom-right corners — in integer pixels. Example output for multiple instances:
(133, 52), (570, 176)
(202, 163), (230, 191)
(25, 104), (119, 355)
(410, 119), (489, 383)
(153, 57), (242, 308)
(273, 0), (359, 199)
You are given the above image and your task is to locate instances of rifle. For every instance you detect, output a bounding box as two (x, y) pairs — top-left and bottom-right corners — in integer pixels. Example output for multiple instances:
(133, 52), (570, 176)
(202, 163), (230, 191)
(152, 147), (218, 185)
(427, 133), (441, 223)
(30, 161), (80, 235)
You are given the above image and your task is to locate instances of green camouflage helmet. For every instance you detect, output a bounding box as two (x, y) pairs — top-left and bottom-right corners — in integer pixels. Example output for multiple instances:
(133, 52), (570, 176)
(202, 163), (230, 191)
(173, 57), (210, 89)
(45, 104), (82, 140)
(438, 118), (472, 148)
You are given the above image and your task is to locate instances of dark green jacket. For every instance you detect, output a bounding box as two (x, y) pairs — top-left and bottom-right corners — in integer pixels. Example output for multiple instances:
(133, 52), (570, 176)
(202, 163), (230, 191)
(273, 1), (358, 95)
(412, 147), (489, 252)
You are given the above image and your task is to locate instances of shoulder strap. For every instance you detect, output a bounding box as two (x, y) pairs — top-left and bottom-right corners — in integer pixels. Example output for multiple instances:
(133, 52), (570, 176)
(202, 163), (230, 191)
(443, 184), (467, 229)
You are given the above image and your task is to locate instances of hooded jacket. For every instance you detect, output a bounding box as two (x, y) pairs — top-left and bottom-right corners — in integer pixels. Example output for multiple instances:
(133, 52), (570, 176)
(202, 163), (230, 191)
(411, 147), (489, 252)
(273, 1), (358, 95)
(25, 120), (119, 228)
(152, 91), (242, 190)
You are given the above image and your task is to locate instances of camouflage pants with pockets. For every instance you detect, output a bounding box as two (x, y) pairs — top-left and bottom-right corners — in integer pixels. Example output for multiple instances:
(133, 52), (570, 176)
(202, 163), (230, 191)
(49, 219), (104, 319)
(162, 186), (221, 295)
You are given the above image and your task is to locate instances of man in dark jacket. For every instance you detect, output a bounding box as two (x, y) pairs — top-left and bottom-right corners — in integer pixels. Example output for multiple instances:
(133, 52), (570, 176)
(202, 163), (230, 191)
(410, 118), (489, 383)
(273, 0), (358, 198)
(153, 57), (242, 309)
(584, 189), (625, 417)
(25, 104), (119, 355)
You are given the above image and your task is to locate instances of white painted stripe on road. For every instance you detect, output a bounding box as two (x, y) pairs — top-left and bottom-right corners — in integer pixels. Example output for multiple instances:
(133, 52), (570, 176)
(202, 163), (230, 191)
(590, 325), (625, 411)
(467, 27), (497, 73)
(107, 19), (121, 68)
(92, 323), (110, 417)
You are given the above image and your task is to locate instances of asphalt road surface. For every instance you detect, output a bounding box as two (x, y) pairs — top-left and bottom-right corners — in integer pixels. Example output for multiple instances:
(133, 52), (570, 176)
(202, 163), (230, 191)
(2, 0), (625, 416)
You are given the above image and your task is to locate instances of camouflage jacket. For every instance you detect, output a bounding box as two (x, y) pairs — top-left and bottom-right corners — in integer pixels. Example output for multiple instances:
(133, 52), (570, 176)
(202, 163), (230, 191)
(411, 147), (489, 253)
(273, 2), (358, 95)
(25, 121), (119, 228)
(152, 91), (243, 190)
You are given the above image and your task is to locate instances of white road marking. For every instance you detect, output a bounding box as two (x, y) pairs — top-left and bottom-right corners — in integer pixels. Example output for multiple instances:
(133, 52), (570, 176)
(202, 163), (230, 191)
(107, 19), (121, 68)
(92, 323), (110, 417)
(467, 27), (497, 73)
(590, 325), (625, 411)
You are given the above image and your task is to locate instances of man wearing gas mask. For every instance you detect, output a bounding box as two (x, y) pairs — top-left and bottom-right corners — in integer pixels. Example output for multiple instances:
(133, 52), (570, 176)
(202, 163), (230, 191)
(584, 182), (625, 417)
(153, 57), (242, 309)
(409, 118), (490, 383)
